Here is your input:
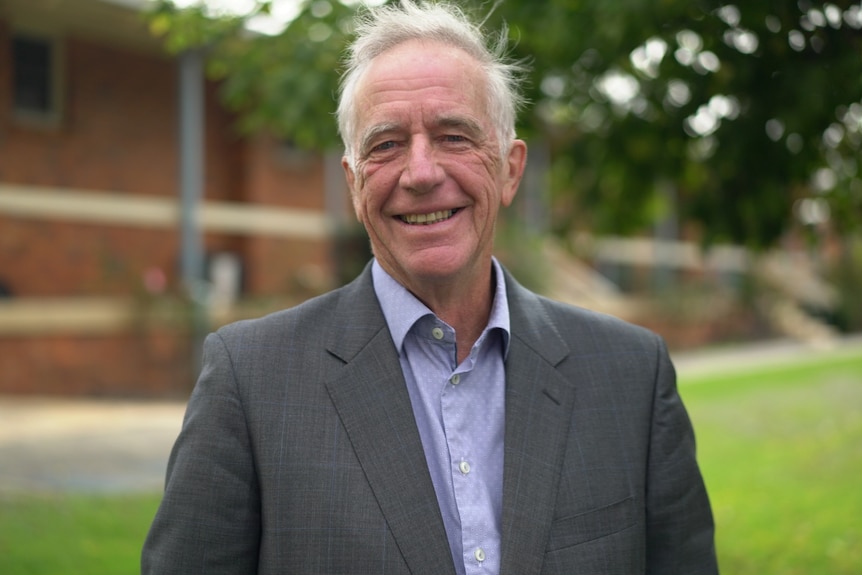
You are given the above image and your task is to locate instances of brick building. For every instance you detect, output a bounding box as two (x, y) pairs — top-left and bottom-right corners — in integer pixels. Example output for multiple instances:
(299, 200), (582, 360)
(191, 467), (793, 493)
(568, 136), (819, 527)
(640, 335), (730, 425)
(0, 0), (354, 396)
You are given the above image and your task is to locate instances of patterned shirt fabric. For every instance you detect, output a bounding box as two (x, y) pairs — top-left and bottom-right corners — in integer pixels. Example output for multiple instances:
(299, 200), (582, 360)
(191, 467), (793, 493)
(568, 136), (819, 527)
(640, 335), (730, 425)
(372, 258), (510, 575)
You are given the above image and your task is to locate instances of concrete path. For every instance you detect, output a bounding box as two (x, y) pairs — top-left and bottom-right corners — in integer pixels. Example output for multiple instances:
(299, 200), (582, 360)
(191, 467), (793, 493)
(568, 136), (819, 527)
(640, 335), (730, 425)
(671, 333), (862, 380)
(1, 336), (860, 494)
(0, 398), (184, 494)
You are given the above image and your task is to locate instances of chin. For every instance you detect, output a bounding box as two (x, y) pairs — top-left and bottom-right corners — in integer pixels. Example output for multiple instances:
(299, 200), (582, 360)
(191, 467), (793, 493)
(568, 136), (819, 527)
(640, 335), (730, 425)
(402, 251), (476, 282)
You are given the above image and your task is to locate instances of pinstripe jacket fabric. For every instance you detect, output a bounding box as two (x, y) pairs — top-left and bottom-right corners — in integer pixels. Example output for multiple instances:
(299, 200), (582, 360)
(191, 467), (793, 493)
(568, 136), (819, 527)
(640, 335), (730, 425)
(141, 263), (717, 574)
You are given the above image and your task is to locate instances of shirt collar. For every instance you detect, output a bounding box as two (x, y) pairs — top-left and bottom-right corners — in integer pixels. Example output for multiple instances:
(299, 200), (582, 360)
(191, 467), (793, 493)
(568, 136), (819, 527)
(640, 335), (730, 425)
(372, 257), (511, 357)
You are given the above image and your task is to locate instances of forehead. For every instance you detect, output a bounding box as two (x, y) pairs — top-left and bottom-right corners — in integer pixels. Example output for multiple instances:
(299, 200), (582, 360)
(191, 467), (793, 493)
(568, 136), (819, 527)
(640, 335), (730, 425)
(353, 39), (490, 128)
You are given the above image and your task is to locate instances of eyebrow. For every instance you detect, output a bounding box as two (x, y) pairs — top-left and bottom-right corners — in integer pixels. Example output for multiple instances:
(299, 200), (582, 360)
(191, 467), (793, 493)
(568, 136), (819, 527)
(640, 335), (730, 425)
(357, 114), (488, 157)
(358, 122), (401, 157)
(436, 115), (485, 140)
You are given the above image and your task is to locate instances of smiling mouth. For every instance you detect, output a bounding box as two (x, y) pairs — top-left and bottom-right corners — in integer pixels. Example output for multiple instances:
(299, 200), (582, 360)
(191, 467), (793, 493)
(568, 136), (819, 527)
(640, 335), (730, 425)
(399, 209), (458, 225)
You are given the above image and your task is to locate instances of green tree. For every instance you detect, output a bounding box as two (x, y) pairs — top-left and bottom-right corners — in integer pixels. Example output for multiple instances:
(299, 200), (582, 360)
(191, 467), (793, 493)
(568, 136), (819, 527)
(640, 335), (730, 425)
(491, 0), (862, 246)
(149, 0), (862, 248)
(148, 0), (352, 149)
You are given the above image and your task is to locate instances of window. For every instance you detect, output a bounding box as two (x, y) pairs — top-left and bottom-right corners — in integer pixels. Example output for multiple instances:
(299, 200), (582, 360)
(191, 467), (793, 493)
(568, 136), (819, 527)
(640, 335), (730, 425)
(12, 32), (62, 124)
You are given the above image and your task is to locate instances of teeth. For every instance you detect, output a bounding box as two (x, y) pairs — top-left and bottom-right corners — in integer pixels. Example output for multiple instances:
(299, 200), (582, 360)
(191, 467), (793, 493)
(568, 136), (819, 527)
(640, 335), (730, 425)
(401, 210), (455, 225)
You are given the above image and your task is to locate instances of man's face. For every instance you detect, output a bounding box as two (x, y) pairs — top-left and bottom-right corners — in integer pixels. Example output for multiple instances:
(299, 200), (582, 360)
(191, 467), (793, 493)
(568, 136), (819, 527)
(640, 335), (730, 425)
(343, 39), (526, 293)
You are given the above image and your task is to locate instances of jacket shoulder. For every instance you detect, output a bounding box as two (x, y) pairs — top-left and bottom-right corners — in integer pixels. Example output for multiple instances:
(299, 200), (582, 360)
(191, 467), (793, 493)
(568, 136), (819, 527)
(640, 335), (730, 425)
(542, 294), (658, 343)
(506, 270), (663, 358)
(215, 288), (342, 344)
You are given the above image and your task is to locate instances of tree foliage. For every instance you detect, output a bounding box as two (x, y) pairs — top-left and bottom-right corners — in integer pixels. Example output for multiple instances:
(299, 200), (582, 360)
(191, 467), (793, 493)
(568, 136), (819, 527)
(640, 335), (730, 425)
(489, 0), (862, 246)
(148, 0), (351, 148)
(147, 0), (862, 248)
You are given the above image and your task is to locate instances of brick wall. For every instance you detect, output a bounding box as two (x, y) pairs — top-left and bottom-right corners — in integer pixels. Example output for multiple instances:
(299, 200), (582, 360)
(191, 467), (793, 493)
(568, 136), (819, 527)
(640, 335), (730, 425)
(0, 328), (195, 397)
(0, 23), (338, 396)
(0, 28), (335, 298)
(0, 32), (243, 201)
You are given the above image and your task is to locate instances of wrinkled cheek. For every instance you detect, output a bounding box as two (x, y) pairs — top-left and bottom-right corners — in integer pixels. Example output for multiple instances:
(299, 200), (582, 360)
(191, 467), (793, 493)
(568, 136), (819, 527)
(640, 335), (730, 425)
(349, 193), (365, 225)
(353, 183), (387, 226)
(350, 174), (373, 224)
(355, 199), (385, 241)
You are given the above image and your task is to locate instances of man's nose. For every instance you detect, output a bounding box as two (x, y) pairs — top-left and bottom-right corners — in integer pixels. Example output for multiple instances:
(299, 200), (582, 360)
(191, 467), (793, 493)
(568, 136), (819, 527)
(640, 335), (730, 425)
(400, 138), (444, 194)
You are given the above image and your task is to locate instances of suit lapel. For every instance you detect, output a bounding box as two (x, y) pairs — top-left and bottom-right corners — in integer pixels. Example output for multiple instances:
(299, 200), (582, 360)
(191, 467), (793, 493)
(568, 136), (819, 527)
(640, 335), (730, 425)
(323, 267), (456, 575)
(499, 274), (576, 575)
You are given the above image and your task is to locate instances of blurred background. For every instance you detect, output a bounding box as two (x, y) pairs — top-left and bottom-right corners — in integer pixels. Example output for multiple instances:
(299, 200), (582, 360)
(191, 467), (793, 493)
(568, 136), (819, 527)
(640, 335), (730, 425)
(0, 0), (860, 573)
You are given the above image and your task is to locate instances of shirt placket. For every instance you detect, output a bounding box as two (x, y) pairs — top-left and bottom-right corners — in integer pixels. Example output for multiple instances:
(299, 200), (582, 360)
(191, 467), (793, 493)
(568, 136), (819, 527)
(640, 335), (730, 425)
(440, 345), (494, 574)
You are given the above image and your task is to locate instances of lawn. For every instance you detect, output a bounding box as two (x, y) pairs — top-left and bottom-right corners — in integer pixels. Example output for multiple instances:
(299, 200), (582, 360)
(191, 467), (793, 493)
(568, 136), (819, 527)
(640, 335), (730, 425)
(0, 348), (859, 574)
(0, 492), (161, 574)
(680, 350), (862, 574)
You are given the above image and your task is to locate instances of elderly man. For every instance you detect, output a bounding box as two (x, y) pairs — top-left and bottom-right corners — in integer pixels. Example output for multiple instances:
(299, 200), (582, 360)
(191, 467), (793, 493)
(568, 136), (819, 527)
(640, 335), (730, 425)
(142, 2), (717, 574)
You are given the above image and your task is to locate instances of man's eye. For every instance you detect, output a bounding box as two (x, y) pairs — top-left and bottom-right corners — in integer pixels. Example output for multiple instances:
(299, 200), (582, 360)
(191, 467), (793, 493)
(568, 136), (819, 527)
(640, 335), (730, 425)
(371, 141), (397, 152)
(443, 134), (468, 143)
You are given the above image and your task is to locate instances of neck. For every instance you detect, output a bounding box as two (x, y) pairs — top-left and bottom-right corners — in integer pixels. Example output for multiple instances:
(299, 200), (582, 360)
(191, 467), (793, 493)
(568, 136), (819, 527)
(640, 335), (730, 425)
(408, 264), (496, 364)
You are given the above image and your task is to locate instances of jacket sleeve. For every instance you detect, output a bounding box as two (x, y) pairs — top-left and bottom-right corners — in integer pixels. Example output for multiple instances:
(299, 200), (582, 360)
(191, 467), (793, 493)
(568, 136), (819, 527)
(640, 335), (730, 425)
(142, 332), (261, 574)
(645, 335), (718, 574)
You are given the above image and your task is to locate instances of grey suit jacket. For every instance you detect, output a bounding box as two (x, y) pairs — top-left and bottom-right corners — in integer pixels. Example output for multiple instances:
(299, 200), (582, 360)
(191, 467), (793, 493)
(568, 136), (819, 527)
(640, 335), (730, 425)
(142, 263), (717, 574)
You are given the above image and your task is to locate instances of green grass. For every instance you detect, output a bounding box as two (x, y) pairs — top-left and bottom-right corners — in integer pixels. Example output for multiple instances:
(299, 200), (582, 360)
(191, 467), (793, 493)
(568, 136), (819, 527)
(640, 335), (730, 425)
(681, 352), (862, 575)
(0, 351), (859, 574)
(0, 493), (161, 575)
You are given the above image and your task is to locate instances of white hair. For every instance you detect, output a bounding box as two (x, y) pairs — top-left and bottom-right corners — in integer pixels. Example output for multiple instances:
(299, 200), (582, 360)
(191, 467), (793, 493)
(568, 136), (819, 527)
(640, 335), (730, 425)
(337, 0), (527, 168)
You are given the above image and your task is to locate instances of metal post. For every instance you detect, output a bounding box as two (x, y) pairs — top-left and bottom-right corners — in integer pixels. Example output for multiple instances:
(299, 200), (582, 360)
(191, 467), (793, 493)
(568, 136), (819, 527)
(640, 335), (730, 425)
(653, 180), (678, 291)
(178, 48), (206, 374)
(521, 139), (550, 235)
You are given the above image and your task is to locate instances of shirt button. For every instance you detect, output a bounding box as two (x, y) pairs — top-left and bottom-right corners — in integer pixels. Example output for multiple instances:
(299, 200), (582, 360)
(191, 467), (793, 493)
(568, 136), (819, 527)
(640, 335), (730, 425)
(431, 327), (444, 340)
(474, 548), (486, 562)
(450, 374), (460, 385)
(459, 460), (471, 475)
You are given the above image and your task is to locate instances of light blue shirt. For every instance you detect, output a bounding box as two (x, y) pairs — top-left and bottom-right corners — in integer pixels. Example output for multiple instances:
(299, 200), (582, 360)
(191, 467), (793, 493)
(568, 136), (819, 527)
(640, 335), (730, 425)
(372, 259), (509, 575)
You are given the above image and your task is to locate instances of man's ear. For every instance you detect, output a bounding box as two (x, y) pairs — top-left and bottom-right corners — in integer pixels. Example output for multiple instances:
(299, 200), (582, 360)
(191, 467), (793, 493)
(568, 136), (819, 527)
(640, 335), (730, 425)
(501, 139), (527, 207)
